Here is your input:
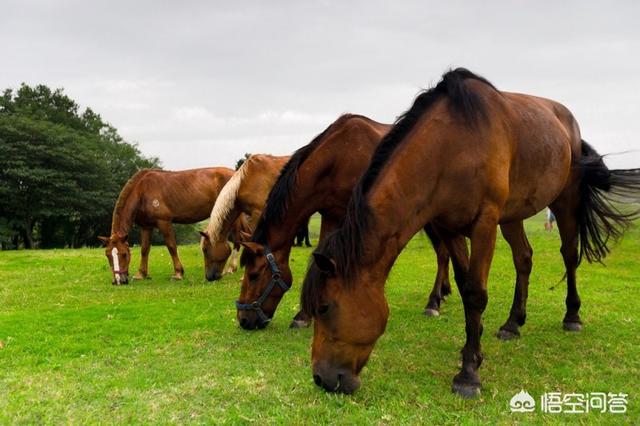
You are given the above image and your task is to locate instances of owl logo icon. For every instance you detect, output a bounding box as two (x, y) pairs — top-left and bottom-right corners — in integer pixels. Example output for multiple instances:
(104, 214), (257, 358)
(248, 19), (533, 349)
(510, 390), (535, 412)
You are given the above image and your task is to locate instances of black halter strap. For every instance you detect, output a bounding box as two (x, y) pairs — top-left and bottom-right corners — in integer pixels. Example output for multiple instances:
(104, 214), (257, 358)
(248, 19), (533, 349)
(235, 245), (291, 324)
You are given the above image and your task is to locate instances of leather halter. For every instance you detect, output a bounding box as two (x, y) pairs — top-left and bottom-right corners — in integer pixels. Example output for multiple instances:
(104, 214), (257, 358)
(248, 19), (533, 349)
(235, 245), (291, 325)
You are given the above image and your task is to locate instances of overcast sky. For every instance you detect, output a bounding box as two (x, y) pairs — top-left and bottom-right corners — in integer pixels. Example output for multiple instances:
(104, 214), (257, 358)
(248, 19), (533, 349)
(2, 1), (639, 170)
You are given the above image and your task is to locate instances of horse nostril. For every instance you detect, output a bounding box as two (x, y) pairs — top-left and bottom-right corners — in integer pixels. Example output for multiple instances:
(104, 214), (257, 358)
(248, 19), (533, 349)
(239, 317), (249, 329)
(313, 374), (322, 387)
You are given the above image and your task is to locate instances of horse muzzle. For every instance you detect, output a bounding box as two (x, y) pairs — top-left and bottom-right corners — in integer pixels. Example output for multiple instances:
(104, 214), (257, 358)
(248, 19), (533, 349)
(205, 269), (222, 282)
(312, 362), (361, 394)
(112, 272), (129, 285)
(237, 309), (271, 330)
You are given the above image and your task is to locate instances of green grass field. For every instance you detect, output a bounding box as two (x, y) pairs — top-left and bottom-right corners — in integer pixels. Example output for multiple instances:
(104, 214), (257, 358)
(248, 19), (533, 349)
(1, 213), (638, 424)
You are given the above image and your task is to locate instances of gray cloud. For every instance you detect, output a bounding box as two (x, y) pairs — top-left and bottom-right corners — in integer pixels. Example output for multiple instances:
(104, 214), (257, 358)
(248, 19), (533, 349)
(1, 0), (639, 169)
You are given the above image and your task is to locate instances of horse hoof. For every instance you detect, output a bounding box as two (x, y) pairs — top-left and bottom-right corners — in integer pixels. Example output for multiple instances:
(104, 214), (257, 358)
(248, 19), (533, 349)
(132, 274), (146, 281)
(289, 319), (310, 329)
(170, 275), (184, 281)
(452, 382), (481, 399)
(496, 329), (519, 341)
(563, 322), (582, 332)
(423, 308), (440, 317)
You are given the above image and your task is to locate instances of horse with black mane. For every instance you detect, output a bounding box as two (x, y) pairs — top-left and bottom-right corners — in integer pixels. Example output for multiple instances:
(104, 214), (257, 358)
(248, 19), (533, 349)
(301, 68), (640, 397)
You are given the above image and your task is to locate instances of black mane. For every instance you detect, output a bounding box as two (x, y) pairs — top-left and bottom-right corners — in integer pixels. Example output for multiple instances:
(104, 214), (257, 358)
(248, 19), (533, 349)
(240, 114), (363, 267)
(250, 114), (363, 245)
(302, 68), (498, 315)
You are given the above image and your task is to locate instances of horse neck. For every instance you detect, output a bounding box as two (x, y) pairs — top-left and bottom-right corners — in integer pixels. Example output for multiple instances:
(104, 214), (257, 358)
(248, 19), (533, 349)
(111, 188), (139, 235)
(265, 207), (315, 260)
(206, 167), (247, 242)
(354, 183), (437, 284)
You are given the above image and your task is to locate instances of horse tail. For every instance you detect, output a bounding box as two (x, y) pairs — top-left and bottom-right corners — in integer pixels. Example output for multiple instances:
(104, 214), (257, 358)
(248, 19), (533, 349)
(577, 140), (640, 264)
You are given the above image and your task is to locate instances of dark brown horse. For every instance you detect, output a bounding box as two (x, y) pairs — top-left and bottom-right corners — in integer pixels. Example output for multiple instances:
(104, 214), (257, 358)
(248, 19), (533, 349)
(236, 113), (537, 336)
(100, 167), (234, 284)
(236, 114), (453, 330)
(200, 154), (290, 281)
(301, 69), (640, 397)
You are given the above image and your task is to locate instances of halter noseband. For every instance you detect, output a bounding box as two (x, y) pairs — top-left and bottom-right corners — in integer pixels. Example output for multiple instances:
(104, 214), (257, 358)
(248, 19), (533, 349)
(235, 245), (291, 324)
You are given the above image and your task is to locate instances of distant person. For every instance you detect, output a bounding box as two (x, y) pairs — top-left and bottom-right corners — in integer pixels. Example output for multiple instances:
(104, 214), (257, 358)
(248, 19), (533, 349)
(544, 208), (556, 231)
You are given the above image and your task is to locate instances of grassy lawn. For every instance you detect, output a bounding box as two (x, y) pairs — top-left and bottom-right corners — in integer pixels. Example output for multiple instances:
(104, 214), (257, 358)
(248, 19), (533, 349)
(0, 213), (638, 424)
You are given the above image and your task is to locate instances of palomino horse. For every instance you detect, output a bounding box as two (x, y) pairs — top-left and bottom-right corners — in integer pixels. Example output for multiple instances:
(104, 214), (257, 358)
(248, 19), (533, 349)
(301, 69), (640, 397)
(200, 154), (290, 281)
(100, 167), (235, 284)
(236, 114), (453, 330)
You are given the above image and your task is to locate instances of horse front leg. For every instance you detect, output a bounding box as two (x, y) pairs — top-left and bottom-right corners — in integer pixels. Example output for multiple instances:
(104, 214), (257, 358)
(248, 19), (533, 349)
(134, 227), (152, 280)
(157, 220), (184, 280)
(289, 214), (340, 329)
(497, 221), (533, 340)
(452, 209), (497, 398)
(223, 245), (240, 275)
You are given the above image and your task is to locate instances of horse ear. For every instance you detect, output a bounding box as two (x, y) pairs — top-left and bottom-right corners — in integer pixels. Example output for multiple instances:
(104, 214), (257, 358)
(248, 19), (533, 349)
(313, 252), (337, 276)
(98, 236), (110, 245)
(239, 230), (252, 242)
(199, 230), (209, 239)
(240, 241), (262, 255)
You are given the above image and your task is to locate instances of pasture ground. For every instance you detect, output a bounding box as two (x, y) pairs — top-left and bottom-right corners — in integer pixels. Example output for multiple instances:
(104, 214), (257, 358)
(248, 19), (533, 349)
(0, 213), (638, 424)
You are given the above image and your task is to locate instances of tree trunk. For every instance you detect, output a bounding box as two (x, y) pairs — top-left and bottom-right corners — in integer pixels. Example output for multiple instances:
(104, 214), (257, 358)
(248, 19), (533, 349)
(22, 218), (34, 249)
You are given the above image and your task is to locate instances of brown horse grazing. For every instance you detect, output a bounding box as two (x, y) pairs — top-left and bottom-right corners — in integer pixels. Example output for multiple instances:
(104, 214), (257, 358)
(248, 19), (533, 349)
(236, 114), (453, 330)
(100, 167), (234, 284)
(200, 154), (290, 281)
(301, 68), (640, 397)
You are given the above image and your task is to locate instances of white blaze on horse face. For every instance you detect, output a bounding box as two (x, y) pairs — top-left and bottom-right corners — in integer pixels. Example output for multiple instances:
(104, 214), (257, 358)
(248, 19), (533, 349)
(111, 247), (121, 284)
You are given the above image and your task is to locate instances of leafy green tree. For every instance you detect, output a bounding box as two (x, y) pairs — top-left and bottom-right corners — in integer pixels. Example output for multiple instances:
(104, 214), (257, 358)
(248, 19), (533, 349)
(0, 84), (159, 249)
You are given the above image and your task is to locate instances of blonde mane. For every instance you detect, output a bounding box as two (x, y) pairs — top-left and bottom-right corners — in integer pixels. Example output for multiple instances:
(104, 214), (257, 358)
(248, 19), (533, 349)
(205, 160), (251, 242)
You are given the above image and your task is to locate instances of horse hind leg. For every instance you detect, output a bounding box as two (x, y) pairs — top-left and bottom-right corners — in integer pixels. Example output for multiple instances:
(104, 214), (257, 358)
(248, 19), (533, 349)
(549, 203), (582, 331)
(423, 224), (452, 317)
(289, 310), (311, 328)
(496, 221), (533, 340)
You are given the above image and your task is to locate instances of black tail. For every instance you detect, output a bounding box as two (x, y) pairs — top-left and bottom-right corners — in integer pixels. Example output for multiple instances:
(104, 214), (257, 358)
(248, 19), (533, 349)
(577, 141), (640, 264)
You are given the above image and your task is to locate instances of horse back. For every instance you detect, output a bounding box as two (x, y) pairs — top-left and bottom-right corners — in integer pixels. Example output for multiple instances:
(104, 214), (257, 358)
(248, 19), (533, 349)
(135, 167), (234, 225)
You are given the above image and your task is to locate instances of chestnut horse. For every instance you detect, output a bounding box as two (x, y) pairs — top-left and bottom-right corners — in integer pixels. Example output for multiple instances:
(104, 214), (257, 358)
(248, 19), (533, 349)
(236, 114), (453, 330)
(100, 167), (234, 284)
(301, 69), (640, 397)
(199, 154), (290, 281)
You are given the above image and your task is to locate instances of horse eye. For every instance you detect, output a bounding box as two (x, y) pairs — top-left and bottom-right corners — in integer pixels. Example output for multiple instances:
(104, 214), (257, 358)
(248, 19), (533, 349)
(318, 304), (330, 315)
(248, 273), (259, 281)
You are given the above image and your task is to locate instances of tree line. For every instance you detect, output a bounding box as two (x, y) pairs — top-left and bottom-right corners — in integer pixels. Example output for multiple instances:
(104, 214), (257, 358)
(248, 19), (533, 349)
(0, 84), (160, 249)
